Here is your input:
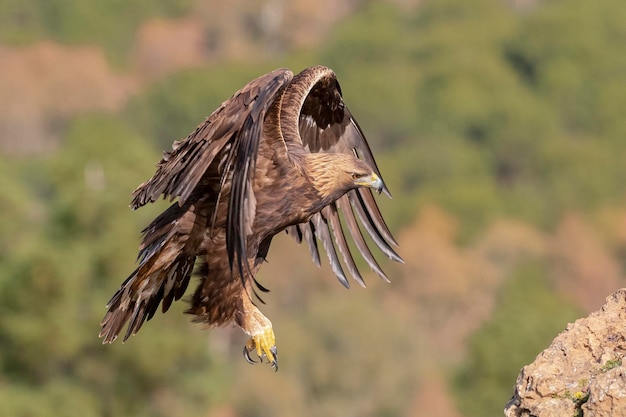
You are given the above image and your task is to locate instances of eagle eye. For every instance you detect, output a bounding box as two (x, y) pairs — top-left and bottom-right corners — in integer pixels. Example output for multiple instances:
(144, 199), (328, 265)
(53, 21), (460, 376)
(351, 173), (360, 181)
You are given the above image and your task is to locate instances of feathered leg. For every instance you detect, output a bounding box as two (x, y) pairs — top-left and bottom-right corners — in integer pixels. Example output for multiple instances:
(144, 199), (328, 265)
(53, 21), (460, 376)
(237, 288), (277, 370)
(187, 233), (278, 369)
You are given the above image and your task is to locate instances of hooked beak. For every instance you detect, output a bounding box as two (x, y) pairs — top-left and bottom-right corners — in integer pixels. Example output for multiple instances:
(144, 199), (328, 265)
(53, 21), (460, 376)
(355, 173), (384, 194)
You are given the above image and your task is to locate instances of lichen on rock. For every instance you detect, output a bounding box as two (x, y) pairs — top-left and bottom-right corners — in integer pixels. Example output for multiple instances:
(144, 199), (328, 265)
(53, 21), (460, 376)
(505, 289), (626, 417)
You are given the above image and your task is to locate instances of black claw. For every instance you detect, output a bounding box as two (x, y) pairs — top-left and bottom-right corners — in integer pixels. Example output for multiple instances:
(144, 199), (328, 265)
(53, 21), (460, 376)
(243, 346), (257, 365)
(270, 346), (278, 372)
(242, 344), (278, 370)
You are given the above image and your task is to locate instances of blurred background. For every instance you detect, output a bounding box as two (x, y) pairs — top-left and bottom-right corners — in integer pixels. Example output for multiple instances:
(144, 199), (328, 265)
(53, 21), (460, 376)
(1, 0), (625, 416)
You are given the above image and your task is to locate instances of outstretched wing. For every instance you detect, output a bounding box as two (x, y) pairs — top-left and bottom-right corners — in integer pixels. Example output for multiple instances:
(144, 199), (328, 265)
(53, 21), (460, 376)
(284, 66), (403, 288)
(131, 68), (293, 210)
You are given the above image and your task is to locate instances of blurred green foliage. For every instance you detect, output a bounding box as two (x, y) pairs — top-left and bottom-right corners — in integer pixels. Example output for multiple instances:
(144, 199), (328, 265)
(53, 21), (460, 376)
(452, 262), (581, 417)
(0, 0), (192, 64)
(1, 0), (626, 415)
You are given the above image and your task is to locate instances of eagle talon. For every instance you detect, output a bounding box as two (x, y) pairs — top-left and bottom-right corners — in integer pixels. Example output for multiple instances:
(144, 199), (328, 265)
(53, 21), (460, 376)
(243, 327), (278, 370)
(243, 345), (258, 364)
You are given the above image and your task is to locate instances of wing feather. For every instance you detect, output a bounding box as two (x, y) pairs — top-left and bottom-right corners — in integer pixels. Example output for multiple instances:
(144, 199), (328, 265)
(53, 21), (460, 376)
(336, 195), (389, 282)
(311, 212), (350, 289)
(349, 190), (403, 264)
(300, 222), (321, 267)
(354, 188), (399, 246)
(323, 203), (367, 288)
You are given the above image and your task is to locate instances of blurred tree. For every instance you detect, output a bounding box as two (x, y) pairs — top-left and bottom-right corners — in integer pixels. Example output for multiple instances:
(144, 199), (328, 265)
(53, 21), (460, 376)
(506, 0), (626, 217)
(408, 0), (563, 230)
(318, 2), (418, 148)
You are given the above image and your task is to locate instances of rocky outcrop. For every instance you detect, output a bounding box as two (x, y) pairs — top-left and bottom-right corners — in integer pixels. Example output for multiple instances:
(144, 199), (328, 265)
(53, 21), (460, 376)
(505, 289), (626, 416)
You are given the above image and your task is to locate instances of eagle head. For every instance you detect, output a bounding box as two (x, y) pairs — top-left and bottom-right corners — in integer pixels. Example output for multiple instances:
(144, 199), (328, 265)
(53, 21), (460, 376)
(306, 153), (384, 202)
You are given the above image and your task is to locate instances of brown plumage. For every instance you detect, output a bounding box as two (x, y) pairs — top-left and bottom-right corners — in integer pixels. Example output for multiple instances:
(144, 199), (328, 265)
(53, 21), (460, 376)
(99, 65), (403, 369)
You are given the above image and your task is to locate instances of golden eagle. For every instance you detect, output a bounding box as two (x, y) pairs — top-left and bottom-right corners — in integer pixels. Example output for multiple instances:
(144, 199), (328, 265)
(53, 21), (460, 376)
(100, 66), (402, 370)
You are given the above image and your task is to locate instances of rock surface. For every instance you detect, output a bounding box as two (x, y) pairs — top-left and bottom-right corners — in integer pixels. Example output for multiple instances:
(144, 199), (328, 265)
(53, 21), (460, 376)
(505, 289), (626, 417)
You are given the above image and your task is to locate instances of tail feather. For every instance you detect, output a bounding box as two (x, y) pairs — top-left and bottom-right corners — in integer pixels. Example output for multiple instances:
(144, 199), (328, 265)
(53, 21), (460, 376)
(100, 202), (207, 343)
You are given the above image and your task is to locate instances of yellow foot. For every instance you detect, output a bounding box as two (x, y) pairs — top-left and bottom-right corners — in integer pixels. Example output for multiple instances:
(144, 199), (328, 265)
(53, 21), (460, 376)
(243, 326), (278, 371)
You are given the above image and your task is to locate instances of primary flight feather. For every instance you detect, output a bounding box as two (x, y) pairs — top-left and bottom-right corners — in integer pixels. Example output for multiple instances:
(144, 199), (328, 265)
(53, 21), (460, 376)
(100, 65), (403, 370)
